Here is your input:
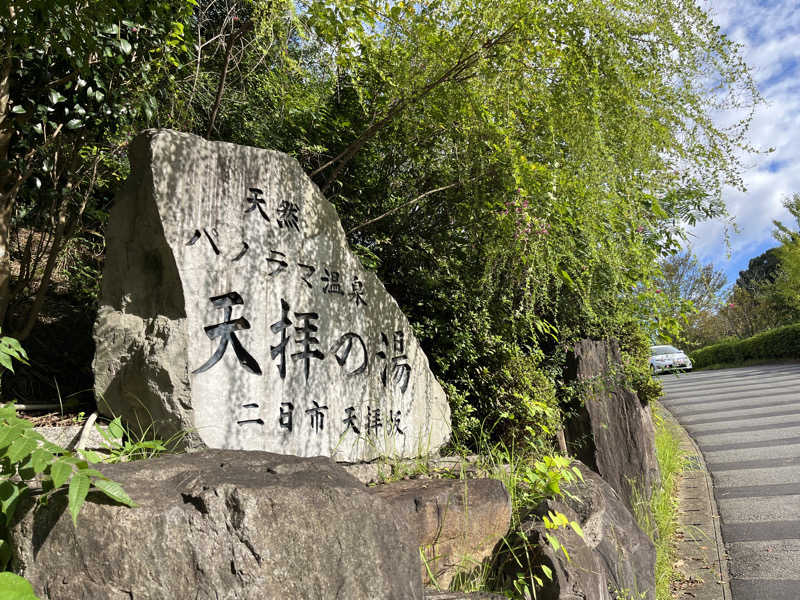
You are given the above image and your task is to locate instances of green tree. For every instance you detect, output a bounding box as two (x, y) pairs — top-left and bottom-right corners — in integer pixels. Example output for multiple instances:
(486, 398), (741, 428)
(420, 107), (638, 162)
(736, 247), (782, 292)
(654, 250), (727, 348)
(0, 1), (192, 337)
(153, 0), (760, 445)
(773, 194), (800, 313)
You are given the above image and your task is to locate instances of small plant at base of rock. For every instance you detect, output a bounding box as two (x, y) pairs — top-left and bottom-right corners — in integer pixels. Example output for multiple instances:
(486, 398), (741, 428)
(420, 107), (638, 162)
(0, 402), (137, 571)
(82, 415), (170, 464)
(501, 508), (585, 599)
(473, 440), (590, 599)
(495, 529), (554, 600)
(517, 454), (584, 509)
(541, 509), (584, 562)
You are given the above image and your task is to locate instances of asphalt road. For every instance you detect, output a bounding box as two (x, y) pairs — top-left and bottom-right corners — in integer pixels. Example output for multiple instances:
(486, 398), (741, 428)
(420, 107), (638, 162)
(660, 363), (800, 600)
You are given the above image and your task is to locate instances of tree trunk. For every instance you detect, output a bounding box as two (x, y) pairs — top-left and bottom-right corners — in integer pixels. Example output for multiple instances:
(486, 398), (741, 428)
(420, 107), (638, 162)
(0, 50), (15, 329)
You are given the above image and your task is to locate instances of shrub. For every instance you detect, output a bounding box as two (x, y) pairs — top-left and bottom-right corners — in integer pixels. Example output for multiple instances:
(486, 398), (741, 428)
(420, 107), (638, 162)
(690, 323), (800, 368)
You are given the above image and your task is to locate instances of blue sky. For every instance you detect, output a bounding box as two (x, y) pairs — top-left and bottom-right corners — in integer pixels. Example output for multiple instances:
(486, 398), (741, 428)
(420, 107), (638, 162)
(688, 0), (800, 285)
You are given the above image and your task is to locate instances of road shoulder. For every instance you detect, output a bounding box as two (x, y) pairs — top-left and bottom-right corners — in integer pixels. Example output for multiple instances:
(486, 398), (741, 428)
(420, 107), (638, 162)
(660, 406), (732, 600)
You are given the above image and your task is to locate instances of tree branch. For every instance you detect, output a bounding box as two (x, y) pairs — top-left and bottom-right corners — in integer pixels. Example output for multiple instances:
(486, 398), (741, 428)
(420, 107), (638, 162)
(346, 181), (462, 235)
(310, 22), (519, 192)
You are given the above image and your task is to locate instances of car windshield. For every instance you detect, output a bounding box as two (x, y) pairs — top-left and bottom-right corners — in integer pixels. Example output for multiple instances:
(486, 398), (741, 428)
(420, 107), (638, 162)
(651, 345), (680, 355)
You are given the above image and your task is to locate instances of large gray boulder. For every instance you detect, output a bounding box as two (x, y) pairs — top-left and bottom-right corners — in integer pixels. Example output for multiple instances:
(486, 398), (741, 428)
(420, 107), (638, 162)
(93, 129), (450, 461)
(9, 449), (423, 600)
(560, 464), (655, 600)
(563, 339), (660, 511)
(370, 478), (511, 588)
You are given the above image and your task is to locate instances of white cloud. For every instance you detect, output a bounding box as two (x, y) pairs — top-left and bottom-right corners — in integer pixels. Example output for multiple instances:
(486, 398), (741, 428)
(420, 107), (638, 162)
(689, 0), (800, 282)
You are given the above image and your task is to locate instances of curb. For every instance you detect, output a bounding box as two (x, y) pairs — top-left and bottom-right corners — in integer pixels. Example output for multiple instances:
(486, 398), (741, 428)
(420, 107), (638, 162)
(659, 405), (731, 600)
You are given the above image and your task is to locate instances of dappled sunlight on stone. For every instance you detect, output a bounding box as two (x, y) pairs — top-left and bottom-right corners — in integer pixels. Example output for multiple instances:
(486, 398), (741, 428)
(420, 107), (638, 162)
(93, 129), (450, 461)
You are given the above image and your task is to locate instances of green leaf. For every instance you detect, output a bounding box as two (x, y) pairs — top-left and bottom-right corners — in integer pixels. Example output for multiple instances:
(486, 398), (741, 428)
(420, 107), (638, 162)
(50, 458), (73, 489)
(0, 572), (40, 600)
(80, 469), (104, 478)
(40, 440), (64, 454)
(0, 401), (16, 419)
(66, 119), (83, 130)
(31, 448), (52, 474)
(18, 456), (36, 481)
(0, 423), (18, 449)
(6, 435), (38, 463)
(68, 473), (90, 526)
(0, 353), (13, 372)
(540, 564), (552, 580)
(569, 520), (585, 539)
(107, 417), (125, 440)
(47, 89), (65, 104)
(119, 39), (132, 54)
(0, 335), (28, 362)
(81, 449), (103, 463)
(11, 105), (25, 114)
(92, 478), (136, 507)
(0, 480), (27, 526)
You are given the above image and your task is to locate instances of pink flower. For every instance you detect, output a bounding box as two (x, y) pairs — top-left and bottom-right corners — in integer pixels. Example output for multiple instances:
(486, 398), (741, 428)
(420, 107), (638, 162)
(655, 289), (662, 294)
(636, 225), (644, 233)
(728, 303), (735, 308)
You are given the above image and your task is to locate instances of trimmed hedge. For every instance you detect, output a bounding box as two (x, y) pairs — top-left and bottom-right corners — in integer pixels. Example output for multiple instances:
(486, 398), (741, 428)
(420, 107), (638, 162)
(690, 323), (800, 369)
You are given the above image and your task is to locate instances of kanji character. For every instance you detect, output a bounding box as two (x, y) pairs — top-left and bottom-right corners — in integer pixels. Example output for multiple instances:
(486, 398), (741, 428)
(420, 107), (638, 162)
(193, 292), (262, 375)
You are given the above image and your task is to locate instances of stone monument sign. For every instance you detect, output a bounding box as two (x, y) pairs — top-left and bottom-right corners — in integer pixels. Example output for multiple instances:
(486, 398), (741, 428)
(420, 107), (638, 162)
(93, 129), (450, 461)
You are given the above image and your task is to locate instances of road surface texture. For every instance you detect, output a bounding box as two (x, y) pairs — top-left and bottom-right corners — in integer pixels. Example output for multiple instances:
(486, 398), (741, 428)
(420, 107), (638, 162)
(660, 363), (800, 600)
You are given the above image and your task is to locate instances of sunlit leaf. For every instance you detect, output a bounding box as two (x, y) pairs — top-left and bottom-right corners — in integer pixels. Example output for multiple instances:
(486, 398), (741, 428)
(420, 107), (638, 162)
(50, 459), (73, 489)
(68, 473), (90, 526)
(93, 478), (137, 507)
(0, 572), (40, 600)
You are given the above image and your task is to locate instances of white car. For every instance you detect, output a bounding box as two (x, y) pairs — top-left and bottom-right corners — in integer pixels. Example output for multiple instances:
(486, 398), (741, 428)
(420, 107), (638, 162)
(649, 345), (692, 374)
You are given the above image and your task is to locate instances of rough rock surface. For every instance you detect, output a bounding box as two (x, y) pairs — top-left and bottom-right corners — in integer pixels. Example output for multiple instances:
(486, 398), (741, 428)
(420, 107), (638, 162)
(561, 464), (655, 600)
(34, 424), (108, 451)
(93, 129), (450, 460)
(9, 449), (423, 600)
(562, 339), (660, 510)
(371, 478), (511, 588)
(341, 455), (496, 486)
(492, 462), (656, 600)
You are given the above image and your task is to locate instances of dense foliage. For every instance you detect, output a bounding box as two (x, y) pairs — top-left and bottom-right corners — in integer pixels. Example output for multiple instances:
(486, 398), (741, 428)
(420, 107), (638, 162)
(1, 1), (761, 450)
(0, 1), (193, 338)
(690, 322), (800, 369)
